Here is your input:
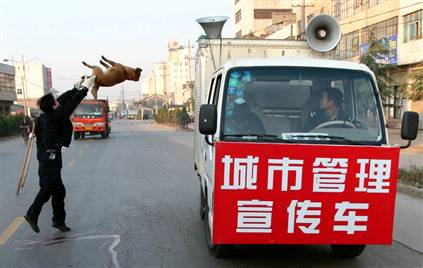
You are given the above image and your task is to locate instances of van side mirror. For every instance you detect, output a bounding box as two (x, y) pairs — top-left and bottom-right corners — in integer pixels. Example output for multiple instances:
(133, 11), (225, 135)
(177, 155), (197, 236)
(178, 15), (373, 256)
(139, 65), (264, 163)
(199, 104), (217, 135)
(400, 111), (419, 149)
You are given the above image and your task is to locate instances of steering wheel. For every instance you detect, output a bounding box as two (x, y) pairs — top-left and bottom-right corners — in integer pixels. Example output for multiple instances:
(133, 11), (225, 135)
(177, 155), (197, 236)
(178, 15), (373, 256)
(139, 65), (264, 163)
(314, 120), (356, 129)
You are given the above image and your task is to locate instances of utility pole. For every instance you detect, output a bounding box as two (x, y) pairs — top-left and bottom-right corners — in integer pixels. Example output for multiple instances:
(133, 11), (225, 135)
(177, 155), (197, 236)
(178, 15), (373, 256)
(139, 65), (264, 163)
(21, 55), (30, 117)
(121, 85), (126, 117)
(292, 0), (314, 38)
(153, 70), (158, 114)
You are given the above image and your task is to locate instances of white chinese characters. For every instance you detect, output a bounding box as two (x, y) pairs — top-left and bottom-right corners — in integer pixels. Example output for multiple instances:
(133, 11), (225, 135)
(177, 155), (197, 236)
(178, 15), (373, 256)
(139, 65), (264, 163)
(313, 158), (348, 192)
(287, 200), (322, 234)
(222, 155), (259, 190)
(333, 202), (369, 234)
(355, 159), (392, 193)
(236, 199), (273, 233)
(268, 157), (303, 191)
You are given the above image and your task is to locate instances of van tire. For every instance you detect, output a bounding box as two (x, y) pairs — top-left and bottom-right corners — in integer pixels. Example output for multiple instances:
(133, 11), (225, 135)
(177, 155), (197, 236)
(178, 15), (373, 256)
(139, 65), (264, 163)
(101, 131), (107, 139)
(199, 187), (206, 219)
(330, 245), (366, 258)
(204, 203), (233, 257)
(74, 132), (80, 140)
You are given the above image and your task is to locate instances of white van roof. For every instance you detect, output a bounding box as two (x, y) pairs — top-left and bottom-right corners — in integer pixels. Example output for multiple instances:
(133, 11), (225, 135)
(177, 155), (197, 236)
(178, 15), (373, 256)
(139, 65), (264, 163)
(220, 57), (372, 74)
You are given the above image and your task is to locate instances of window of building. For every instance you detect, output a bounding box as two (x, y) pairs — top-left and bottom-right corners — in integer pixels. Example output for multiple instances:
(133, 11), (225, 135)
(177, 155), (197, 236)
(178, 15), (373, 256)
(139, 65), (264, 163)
(404, 10), (422, 43)
(361, 16), (398, 45)
(235, 10), (241, 24)
(338, 30), (360, 59)
(17, 88), (23, 95)
(254, 9), (292, 20)
(333, 0), (385, 20)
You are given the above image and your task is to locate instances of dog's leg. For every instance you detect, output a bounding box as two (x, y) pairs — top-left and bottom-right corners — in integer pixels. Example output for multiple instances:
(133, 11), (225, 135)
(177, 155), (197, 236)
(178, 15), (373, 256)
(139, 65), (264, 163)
(100, 60), (111, 69)
(101, 56), (116, 66)
(91, 83), (99, 100)
(82, 61), (93, 68)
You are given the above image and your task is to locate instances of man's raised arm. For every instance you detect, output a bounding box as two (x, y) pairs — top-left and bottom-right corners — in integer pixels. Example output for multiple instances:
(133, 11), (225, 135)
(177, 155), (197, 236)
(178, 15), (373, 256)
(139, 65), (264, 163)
(59, 76), (96, 118)
(56, 78), (87, 106)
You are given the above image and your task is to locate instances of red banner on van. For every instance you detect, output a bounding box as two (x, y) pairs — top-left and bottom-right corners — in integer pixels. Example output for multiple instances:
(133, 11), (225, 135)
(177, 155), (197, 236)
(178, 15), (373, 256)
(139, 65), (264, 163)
(212, 142), (400, 245)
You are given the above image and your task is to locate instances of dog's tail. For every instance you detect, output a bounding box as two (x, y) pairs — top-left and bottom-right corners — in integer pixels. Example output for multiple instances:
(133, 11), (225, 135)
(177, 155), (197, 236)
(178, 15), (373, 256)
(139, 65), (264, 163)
(82, 61), (93, 68)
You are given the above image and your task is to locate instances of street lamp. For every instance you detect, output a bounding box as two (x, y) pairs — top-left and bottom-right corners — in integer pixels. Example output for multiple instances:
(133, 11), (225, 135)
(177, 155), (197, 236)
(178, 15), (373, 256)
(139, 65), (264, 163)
(3, 56), (38, 116)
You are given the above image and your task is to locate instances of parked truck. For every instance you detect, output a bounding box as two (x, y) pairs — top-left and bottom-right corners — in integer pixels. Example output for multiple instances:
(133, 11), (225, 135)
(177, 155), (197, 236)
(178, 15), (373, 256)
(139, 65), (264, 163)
(193, 15), (419, 258)
(72, 99), (111, 139)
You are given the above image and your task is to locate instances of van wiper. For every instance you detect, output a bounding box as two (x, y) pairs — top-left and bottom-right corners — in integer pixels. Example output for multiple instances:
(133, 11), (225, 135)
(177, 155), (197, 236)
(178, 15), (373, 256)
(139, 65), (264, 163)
(224, 134), (295, 143)
(283, 134), (365, 145)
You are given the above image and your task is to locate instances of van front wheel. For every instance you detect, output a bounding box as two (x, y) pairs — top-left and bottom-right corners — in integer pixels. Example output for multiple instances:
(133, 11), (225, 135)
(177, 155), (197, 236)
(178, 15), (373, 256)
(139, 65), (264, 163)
(204, 203), (233, 257)
(331, 245), (366, 258)
(199, 187), (206, 219)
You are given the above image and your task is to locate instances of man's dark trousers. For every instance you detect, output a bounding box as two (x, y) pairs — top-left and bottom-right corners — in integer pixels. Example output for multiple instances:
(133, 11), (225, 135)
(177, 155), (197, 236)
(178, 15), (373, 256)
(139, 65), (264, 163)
(27, 150), (66, 224)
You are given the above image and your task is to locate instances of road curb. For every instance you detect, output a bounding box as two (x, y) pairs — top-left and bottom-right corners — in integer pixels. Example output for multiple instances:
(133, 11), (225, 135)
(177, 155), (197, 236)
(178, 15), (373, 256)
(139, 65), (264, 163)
(397, 183), (423, 199)
(0, 134), (20, 142)
(154, 123), (194, 132)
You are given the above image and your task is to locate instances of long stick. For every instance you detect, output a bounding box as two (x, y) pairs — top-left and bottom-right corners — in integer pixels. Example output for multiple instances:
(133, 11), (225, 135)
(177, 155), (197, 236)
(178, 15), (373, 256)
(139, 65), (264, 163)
(16, 121), (35, 196)
(20, 137), (34, 189)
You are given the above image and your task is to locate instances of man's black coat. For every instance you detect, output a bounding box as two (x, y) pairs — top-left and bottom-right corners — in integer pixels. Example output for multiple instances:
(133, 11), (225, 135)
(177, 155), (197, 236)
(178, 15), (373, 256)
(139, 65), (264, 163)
(35, 87), (88, 159)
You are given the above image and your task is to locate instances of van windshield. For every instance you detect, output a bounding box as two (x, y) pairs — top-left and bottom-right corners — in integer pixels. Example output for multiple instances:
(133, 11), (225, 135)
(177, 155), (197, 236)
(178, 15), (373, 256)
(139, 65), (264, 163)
(222, 67), (384, 144)
(74, 103), (104, 117)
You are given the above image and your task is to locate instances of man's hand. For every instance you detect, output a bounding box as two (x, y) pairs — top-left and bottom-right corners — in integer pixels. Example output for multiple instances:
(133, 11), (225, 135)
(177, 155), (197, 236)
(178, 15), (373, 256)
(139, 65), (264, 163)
(29, 133), (35, 139)
(81, 75), (96, 90)
(73, 78), (84, 90)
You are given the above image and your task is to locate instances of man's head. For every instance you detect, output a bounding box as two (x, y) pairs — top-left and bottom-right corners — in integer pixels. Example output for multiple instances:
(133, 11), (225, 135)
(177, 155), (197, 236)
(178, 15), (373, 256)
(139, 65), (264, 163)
(320, 87), (343, 110)
(37, 93), (60, 113)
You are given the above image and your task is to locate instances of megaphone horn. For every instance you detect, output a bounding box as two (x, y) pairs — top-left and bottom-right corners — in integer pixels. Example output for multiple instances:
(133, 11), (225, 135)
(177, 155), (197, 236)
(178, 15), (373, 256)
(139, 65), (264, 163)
(196, 16), (229, 39)
(306, 14), (341, 53)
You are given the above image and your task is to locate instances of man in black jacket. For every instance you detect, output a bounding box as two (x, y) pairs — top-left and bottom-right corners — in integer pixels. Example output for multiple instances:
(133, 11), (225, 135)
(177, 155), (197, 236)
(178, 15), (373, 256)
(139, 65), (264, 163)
(25, 76), (96, 233)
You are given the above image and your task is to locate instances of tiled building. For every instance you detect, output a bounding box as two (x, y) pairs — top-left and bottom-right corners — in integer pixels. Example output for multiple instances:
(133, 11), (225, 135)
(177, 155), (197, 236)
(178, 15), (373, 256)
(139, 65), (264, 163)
(0, 63), (17, 117)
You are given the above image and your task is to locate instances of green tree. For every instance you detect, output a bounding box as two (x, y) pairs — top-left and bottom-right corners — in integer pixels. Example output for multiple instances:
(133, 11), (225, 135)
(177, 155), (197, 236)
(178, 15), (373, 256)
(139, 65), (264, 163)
(403, 62), (423, 101)
(359, 33), (395, 100)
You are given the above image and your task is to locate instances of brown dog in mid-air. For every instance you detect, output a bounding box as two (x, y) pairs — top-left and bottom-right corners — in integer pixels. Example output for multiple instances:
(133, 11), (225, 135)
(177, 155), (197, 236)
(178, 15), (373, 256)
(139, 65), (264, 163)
(82, 56), (142, 99)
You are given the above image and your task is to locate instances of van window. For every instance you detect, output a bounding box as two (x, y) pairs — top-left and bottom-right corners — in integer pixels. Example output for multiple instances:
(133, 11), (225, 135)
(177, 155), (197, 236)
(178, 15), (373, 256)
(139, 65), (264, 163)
(221, 67), (384, 145)
(212, 74), (222, 105)
(207, 78), (215, 104)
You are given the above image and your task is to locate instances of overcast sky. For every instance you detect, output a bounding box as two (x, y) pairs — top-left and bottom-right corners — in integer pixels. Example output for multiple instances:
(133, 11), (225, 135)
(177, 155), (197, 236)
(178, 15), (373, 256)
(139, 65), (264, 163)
(0, 0), (233, 101)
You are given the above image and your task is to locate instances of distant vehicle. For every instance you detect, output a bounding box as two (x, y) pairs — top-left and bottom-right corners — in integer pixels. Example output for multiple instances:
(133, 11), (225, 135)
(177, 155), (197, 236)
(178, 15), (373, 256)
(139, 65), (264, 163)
(127, 109), (138, 120)
(72, 99), (111, 139)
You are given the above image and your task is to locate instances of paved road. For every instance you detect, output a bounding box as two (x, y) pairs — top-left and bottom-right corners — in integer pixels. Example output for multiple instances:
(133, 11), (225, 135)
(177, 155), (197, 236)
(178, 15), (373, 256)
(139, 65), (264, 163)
(0, 120), (422, 267)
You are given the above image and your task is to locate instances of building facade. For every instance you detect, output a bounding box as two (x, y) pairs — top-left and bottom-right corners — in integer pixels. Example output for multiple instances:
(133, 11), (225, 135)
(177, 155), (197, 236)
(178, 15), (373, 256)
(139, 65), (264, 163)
(266, 0), (332, 39)
(237, 0), (423, 117)
(234, 0), (297, 38)
(166, 39), (193, 105)
(14, 62), (52, 109)
(333, 0), (423, 117)
(141, 39), (194, 106)
(0, 63), (17, 117)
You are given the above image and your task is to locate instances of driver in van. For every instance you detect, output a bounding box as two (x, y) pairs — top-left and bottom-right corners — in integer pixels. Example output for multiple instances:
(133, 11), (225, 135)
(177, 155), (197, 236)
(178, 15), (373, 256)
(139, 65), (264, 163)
(304, 87), (353, 131)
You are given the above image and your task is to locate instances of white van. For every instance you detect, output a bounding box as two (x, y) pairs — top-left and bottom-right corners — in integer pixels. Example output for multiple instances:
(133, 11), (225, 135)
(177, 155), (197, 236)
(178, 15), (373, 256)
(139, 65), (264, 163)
(193, 15), (419, 258)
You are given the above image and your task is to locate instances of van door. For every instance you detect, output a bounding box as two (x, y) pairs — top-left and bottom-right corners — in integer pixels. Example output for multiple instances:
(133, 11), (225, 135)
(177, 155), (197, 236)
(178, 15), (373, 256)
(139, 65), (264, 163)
(203, 72), (223, 206)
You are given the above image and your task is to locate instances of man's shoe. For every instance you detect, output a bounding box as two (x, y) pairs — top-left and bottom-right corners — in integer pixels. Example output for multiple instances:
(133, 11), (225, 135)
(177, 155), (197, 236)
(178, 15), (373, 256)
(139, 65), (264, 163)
(52, 222), (71, 232)
(24, 215), (40, 233)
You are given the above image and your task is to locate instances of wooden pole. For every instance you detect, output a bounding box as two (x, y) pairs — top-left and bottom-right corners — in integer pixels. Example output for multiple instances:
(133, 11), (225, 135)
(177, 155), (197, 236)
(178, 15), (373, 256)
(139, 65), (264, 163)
(16, 121), (35, 196)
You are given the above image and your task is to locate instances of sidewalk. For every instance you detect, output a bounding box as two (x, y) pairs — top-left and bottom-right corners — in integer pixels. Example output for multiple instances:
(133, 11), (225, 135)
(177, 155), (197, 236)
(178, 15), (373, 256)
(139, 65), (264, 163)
(388, 128), (423, 153)
(394, 193), (423, 253)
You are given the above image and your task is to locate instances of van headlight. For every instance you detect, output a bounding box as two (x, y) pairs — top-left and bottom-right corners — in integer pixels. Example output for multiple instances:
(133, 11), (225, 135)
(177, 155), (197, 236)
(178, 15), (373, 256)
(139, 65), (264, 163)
(94, 122), (105, 127)
(74, 122), (84, 126)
